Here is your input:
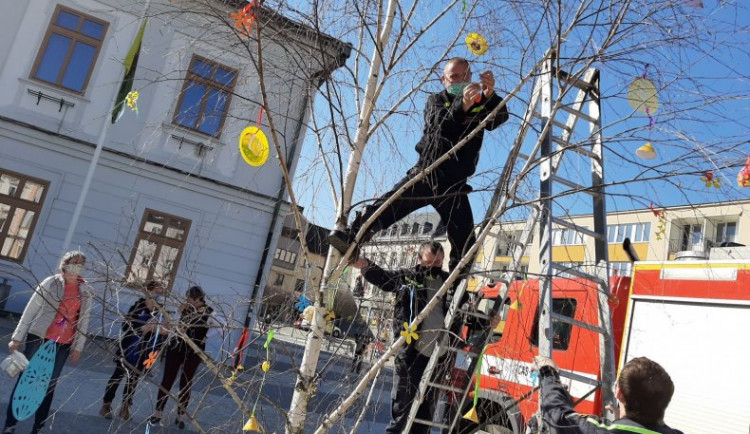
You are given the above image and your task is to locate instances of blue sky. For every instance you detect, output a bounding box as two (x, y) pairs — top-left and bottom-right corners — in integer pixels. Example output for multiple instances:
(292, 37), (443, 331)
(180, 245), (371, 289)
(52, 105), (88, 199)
(286, 0), (750, 228)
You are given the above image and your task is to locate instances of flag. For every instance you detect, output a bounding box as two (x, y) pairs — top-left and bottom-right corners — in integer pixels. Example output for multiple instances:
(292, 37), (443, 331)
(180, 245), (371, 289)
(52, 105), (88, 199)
(111, 19), (147, 123)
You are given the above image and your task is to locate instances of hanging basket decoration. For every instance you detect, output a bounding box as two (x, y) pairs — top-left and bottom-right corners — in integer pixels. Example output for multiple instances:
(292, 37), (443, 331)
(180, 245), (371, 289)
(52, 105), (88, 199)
(143, 351), (159, 370)
(636, 142), (657, 160)
(700, 171), (721, 189)
(737, 157), (750, 188)
(465, 33), (489, 56)
(400, 322), (419, 344)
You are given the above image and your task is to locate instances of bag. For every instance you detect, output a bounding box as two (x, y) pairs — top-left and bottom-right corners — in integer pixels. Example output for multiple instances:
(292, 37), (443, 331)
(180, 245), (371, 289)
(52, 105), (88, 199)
(1, 351), (30, 378)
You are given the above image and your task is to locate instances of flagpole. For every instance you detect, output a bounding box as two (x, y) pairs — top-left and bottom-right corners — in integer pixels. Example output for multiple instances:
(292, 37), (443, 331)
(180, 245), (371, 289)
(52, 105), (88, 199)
(62, 0), (152, 252)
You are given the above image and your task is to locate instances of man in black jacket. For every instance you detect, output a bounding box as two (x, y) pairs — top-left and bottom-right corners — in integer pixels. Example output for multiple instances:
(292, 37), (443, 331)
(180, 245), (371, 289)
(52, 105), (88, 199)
(534, 355), (684, 434)
(330, 57), (510, 271)
(351, 241), (451, 433)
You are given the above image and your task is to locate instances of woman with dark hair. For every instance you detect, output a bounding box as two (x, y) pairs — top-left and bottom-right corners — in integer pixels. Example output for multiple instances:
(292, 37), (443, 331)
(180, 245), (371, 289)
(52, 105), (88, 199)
(149, 286), (212, 429)
(100, 280), (166, 420)
(3, 251), (93, 434)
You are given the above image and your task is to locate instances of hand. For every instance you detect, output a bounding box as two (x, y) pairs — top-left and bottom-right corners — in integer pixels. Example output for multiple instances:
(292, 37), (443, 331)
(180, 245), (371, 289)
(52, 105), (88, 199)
(69, 350), (81, 364)
(533, 355), (558, 372)
(348, 258), (369, 269)
(462, 83), (482, 111)
(8, 340), (21, 353)
(479, 71), (495, 97)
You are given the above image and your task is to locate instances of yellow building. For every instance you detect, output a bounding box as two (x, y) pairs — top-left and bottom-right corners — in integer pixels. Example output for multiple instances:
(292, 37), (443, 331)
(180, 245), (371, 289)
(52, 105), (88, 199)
(470, 199), (750, 289)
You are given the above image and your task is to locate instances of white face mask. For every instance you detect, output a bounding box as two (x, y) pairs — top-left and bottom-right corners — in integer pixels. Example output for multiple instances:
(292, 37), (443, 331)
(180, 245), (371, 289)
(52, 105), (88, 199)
(63, 264), (84, 275)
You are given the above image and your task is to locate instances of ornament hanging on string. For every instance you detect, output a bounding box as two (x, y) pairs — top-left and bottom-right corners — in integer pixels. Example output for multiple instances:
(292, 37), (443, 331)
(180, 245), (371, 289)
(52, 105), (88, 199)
(231, 1), (258, 37)
(239, 107), (270, 167)
(400, 322), (419, 344)
(628, 65), (659, 118)
(242, 329), (275, 432)
(636, 142), (657, 160)
(737, 156), (750, 188)
(700, 171), (721, 189)
(465, 32), (489, 56)
(650, 203), (668, 240)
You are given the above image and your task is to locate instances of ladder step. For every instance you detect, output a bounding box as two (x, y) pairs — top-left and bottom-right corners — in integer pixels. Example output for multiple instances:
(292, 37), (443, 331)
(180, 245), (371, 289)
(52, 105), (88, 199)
(457, 309), (491, 320)
(551, 312), (606, 334)
(559, 104), (597, 124)
(413, 418), (450, 429)
(559, 369), (601, 387)
(532, 111), (572, 131)
(427, 381), (464, 394)
(517, 152), (531, 161)
(550, 175), (595, 196)
(550, 263), (605, 285)
(554, 69), (596, 92)
(550, 135), (570, 147)
(550, 217), (605, 241)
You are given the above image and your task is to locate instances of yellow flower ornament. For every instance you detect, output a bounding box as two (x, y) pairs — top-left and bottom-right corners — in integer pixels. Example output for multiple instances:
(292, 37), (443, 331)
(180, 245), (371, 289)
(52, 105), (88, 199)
(400, 322), (419, 344)
(465, 33), (488, 56)
(125, 90), (139, 112)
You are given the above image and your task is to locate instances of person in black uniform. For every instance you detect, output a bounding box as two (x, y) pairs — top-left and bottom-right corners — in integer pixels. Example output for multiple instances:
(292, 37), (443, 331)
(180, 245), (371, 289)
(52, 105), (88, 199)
(150, 286), (212, 429)
(534, 355), (684, 434)
(329, 57), (509, 271)
(101, 280), (165, 420)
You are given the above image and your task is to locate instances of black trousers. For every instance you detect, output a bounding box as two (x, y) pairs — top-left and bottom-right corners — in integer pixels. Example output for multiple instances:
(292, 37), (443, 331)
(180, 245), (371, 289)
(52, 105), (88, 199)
(386, 346), (447, 434)
(103, 359), (141, 406)
(155, 347), (201, 415)
(352, 172), (476, 270)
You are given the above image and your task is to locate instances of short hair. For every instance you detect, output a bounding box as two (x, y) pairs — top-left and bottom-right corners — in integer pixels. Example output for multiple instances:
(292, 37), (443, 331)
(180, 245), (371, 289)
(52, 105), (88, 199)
(186, 285), (205, 301)
(59, 250), (86, 271)
(446, 57), (470, 69)
(419, 241), (444, 256)
(618, 357), (675, 425)
(145, 280), (164, 292)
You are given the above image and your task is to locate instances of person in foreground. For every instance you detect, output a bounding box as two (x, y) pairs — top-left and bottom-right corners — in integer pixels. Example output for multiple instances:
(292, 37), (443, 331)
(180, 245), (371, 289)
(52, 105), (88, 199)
(3, 251), (93, 434)
(534, 355), (684, 434)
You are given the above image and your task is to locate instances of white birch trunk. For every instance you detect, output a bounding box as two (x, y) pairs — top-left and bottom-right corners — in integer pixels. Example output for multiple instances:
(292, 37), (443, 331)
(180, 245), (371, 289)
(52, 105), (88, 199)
(286, 1), (399, 433)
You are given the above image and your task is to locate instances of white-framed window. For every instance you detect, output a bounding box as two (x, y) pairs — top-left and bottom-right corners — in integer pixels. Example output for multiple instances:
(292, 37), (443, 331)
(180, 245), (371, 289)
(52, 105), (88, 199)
(715, 222), (737, 244)
(607, 223), (651, 243)
(552, 228), (586, 246)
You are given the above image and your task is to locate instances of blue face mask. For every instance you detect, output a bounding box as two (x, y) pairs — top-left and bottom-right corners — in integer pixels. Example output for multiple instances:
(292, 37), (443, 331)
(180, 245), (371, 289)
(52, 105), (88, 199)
(447, 82), (471, 96)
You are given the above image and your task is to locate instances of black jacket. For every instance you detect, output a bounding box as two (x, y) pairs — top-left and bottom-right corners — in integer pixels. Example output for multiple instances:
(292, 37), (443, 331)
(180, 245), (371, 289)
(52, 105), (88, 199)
(415, 89), (509, 184)
(539, 369), (684, 434)
(361, 262), (450, 332)
(168, 304), (213, 354)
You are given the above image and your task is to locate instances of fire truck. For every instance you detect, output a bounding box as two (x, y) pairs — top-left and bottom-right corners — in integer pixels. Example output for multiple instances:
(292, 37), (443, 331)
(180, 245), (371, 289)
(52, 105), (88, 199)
(455, 246), (750, 434)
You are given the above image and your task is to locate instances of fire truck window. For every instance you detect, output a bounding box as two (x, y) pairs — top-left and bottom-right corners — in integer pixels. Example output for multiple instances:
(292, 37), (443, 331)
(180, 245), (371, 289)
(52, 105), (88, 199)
(530, 298), (577, 350)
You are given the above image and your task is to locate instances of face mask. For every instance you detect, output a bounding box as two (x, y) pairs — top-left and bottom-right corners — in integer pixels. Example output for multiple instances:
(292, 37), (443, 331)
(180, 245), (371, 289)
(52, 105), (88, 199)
(447, 82), (471, 96)
(63, 264), (84, 275)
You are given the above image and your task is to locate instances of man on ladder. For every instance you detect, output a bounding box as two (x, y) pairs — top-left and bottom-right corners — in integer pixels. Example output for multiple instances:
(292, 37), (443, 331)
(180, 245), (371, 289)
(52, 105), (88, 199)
(328, 57), (509, 273)
(351, 242), (499, 433)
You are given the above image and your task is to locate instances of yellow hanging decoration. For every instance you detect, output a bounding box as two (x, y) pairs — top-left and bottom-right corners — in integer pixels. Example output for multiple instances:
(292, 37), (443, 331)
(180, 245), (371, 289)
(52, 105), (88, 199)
(400, 322), (419, 344)
(238, 126), (269, 167)
(635, 142), (657, 160)
(465, 32), (489, 56)
(242, 414), (261, 432)
(510, 282), (526, 311)
(463, 406), (480, 423)
(627, 78), (659, 115)
(261, 361), (270, 373)
(125, 90), (139, 112)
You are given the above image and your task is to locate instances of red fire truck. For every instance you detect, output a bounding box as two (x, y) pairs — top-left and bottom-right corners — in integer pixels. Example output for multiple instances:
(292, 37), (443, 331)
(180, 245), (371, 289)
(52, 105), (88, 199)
(455, 247), (750, 433)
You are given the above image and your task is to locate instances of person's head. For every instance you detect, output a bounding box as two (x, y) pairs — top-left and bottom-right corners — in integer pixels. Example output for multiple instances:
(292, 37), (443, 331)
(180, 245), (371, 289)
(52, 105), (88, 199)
(418, 241), (445, 268)
(616, 357), (675, 425)
(60, 250), (86, 276)
(145, 280), (166, 297)
(186, 285), (206, 306)
(441, 57), (472, 89)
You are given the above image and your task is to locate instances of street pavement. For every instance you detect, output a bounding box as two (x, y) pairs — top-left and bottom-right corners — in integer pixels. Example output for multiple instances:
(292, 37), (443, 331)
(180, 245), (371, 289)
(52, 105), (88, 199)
(0, 316), (393, 433)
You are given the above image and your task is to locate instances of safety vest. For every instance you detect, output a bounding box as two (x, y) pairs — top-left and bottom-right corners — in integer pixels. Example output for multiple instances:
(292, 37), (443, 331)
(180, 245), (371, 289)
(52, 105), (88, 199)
(586, 417), (667, 434)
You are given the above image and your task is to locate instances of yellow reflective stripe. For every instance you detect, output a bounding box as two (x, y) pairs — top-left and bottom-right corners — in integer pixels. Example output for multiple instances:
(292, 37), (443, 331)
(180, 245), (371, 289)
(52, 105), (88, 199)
(470, 105), (485, 113)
